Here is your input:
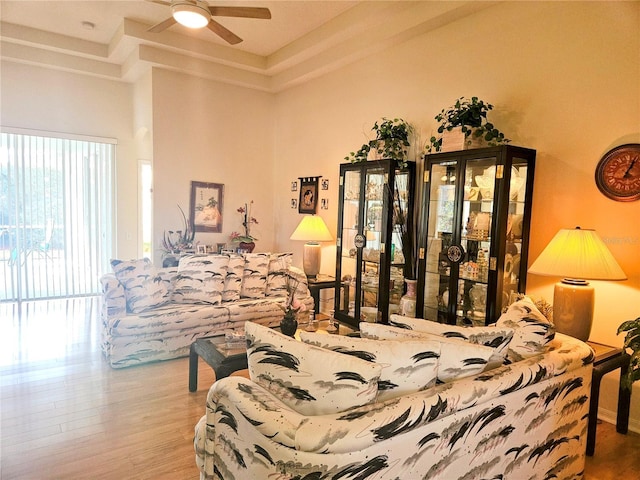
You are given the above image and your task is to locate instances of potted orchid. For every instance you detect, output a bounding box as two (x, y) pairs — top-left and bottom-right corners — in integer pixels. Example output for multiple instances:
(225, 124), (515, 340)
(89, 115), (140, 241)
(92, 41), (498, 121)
(230, 201), (258, 252)
(278, 275), (307, 337)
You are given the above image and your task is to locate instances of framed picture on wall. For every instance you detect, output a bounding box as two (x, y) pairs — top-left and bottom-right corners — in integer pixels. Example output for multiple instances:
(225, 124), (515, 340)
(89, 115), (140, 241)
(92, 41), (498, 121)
(298, 177), (319, 214)
(190, 181), (224, 232)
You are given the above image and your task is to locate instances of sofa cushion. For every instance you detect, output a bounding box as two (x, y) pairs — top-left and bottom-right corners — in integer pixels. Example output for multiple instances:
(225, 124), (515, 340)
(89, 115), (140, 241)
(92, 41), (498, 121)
(222, 253), (244, 302)
(241, 253), (270, 299)
(110, 258), (173, 313)
(300, 331), (439, 401)
(389, 314), (514, 369)
(245, 322), (381, 415)
(173, 254), (229, 305)
(265, 252), (293, 296)
(496, 298), (555, 362)
(359, 322), (494, 383)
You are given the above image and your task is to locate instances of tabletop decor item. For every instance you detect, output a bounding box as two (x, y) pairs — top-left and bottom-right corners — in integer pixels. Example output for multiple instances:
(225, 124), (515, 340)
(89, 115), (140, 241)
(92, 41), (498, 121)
(617, 315), (640, 390)
(345, 117), (413, 165)
(278, 275), (307, 336)
(162, 205), (195, 253)
(230, 200), (258, 252)
(428, 97), (510, 152)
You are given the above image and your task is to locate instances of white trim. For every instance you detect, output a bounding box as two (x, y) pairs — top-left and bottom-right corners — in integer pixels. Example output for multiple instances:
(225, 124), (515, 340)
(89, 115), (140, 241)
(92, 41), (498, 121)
(597, 407), (640, 434)
(0, 126), (117, 145)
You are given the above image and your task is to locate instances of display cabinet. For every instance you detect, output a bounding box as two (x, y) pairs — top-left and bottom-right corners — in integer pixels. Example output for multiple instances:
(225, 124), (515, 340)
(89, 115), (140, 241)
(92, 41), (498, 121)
(416, 146), (536, 326)
(334, 159), (415, 328)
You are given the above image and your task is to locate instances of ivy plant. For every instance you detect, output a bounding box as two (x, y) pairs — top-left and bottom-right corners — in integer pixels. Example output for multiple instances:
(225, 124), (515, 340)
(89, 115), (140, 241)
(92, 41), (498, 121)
(428, 97), (510, 152)
(345, 118), (413, 164)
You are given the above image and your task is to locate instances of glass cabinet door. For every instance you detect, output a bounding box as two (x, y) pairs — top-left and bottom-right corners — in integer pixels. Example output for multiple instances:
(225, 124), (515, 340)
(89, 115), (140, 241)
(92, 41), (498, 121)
(456, 156), (498, 325)
(423, 162), (457, 323)
(337, 169), (362, 317)
(501, 157), (532, 312)
(360, 166), (385, 321)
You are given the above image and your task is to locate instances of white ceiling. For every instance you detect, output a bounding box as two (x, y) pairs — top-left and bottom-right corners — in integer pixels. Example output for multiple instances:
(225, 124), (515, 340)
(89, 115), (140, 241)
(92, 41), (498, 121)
(0, 1), (496, 91)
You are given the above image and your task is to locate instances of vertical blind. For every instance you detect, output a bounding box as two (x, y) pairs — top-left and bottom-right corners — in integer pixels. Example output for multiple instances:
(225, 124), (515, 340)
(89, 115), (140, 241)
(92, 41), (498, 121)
(0, 130), (115, 301)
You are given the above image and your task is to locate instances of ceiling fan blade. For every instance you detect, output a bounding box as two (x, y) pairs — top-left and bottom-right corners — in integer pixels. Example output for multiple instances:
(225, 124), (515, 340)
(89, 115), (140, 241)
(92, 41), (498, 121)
(145, 0), (172, 7)
(208, 7), (271, 19)
(207, 19), (242, 44)
(148, 17), (177, 33)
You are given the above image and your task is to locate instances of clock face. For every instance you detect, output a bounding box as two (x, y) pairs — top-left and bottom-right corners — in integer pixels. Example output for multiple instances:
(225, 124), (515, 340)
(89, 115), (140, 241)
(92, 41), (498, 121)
(595, 144), (640, 202)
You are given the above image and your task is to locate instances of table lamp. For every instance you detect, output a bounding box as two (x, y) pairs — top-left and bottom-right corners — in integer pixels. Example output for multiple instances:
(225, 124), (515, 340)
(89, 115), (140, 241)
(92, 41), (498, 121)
(528, 227), (626, 341)
(290, 215), (333, 279)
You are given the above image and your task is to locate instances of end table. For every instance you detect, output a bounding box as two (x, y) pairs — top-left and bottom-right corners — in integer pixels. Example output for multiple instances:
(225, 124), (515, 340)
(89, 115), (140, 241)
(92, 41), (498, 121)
(586, 341), (631, 456)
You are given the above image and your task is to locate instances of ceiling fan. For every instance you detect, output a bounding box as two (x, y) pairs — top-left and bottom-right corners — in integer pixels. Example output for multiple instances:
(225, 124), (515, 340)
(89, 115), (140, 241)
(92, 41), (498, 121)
(146, 0), (271, 45)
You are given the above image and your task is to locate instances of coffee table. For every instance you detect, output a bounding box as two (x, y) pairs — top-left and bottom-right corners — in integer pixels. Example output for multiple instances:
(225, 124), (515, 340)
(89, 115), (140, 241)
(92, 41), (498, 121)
(188, 315), (355, 392)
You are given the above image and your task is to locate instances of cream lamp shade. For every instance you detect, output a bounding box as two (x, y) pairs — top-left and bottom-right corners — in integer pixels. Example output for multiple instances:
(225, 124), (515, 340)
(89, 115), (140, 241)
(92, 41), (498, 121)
(290, 215), (333, 278)
(172, 1), (210, 28)
(528, 227), (626, 341)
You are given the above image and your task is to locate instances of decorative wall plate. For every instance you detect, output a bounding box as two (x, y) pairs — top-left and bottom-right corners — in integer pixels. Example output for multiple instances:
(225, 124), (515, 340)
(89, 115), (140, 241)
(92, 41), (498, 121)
(595, 144), (640, 202)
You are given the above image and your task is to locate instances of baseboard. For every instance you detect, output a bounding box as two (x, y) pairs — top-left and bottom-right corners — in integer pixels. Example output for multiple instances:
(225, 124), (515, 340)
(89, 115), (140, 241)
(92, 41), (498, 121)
(598, 407), (640, 434)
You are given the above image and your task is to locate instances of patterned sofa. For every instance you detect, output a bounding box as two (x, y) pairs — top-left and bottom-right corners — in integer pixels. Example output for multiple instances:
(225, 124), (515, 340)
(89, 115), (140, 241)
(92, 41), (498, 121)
(194, 300), (595, 480)
(100, 252), (313, 368)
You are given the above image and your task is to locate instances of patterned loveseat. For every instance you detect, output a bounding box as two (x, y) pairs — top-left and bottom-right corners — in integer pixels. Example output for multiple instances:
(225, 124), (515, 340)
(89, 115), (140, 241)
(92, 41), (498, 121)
(100, 252), (312, 368)
(194, 300), (594, 480)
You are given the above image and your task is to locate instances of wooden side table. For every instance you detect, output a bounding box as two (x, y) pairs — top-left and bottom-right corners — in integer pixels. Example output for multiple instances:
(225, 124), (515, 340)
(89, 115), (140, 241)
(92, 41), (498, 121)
(586, 341), (631, 456)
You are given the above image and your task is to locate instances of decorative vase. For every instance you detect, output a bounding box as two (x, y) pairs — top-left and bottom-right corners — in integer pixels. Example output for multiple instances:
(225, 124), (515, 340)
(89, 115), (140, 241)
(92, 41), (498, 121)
(399, 279), (417, 317)
(238, 241), (255, 253)
(280, 312), (298, 337)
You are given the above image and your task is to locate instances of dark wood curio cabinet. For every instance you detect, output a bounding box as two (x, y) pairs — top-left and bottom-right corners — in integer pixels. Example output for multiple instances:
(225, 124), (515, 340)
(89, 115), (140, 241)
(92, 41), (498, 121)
(334, 159), (415, 328)
(416, 145), (536, 326)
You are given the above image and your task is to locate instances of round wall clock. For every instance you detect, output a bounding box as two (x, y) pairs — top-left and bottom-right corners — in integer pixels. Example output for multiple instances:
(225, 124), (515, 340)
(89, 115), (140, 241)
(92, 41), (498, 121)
(595, 144), (640, 202)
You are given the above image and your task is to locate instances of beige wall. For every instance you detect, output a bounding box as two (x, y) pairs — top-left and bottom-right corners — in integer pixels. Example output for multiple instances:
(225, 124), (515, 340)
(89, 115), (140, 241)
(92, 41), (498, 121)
(271, 1), (640, 427)
(151, 68), (276, 264)
(274, 0), (640, 344)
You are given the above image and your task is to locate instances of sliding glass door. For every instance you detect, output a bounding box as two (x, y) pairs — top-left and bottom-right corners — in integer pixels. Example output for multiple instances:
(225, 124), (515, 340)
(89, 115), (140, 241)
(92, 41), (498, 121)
(0, 130), (115, 301)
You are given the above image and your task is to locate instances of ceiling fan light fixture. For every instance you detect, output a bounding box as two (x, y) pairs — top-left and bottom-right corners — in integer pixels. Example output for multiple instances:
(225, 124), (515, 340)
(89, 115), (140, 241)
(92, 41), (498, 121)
(172, 2), (210, 29)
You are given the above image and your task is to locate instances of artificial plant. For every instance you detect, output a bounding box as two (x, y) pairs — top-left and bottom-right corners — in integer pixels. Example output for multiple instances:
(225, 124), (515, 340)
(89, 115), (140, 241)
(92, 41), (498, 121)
(428, 96), (510, 152)
(345, 117), (413, 165)
(162, 205), (195, 253)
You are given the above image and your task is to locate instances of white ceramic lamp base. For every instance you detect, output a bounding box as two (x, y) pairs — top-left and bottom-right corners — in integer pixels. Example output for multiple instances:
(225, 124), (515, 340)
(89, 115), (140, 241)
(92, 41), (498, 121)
(302, 242), (321, 278)
(552, 280), (595, 341)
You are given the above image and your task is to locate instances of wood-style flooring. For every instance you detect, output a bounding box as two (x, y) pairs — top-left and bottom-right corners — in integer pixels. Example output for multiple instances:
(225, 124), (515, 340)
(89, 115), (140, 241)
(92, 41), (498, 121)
(1, 298), (638, 479)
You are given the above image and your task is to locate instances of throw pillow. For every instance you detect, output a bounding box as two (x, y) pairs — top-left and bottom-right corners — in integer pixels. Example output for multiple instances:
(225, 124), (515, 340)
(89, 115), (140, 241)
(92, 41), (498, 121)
(222, 253), (244, 302)
(172, 254), (229, 305)
(240, 253), (270, 299)
(300, 331), (439, 402)
(496, 297), (555, 362)
(389, 314), (514, 370)
(245, 322), (381, 416)
(359, 322), (494, 383)
(110, 258), (172, 313)
(265, 252), (293, 296)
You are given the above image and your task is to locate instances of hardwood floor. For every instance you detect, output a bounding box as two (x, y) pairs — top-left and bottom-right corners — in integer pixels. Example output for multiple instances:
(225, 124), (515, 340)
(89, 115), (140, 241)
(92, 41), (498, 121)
(1, 298), (638, 479)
